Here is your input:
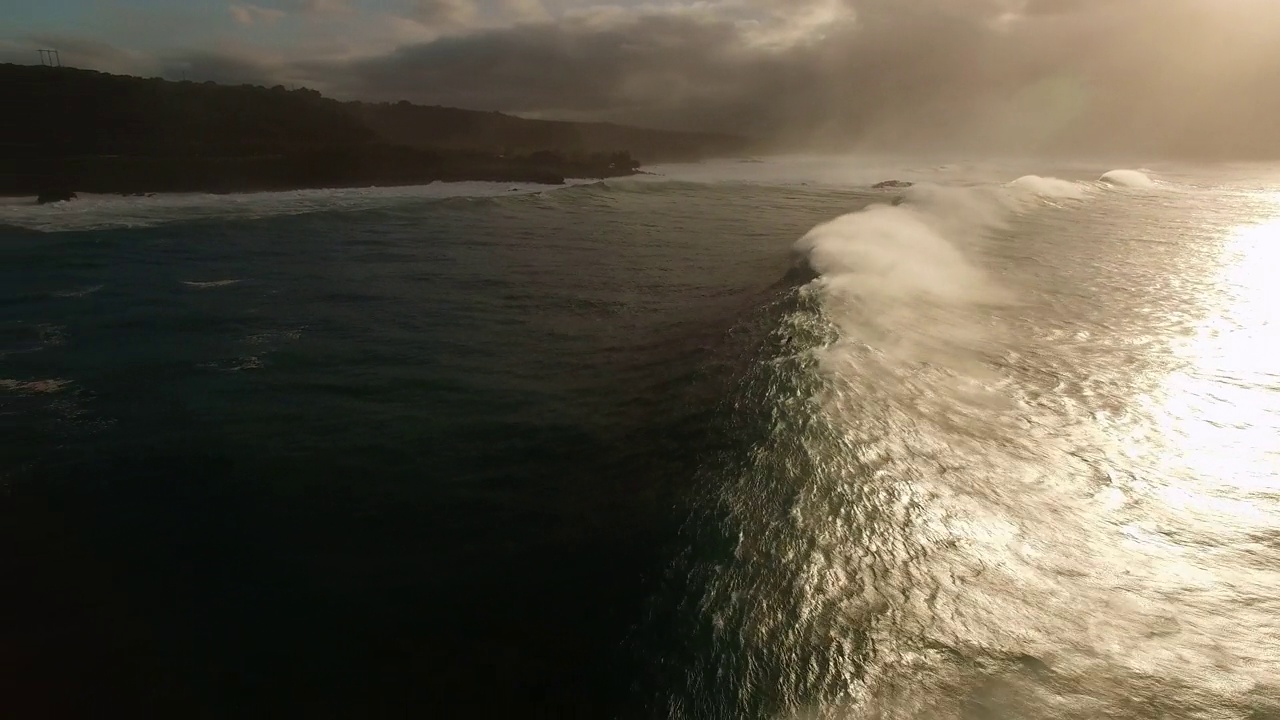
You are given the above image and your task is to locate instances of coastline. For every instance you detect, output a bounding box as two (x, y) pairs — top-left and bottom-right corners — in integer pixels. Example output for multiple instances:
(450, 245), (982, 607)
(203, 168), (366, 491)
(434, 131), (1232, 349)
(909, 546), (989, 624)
(2, 63), (745, 204)
(4, 146), (644, 201)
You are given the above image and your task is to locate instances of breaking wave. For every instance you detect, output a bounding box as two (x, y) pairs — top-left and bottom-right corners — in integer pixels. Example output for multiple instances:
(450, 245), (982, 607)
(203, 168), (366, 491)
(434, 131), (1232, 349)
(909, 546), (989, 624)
(51, 284), (104, 298)
(182, 279), (245, 289)
(1010, 174), (1089, 199)
(0, 182), (579, 233)
(1099, 169), (1156, 188)
(0, 378), (72, 394)
(639, 169), (1207, 719)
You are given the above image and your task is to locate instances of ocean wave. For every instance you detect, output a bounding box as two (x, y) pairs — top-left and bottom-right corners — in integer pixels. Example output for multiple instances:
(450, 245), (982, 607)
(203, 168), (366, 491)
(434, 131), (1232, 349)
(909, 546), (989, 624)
(0, 162), (1169, 234)
(797, 202), (998, 304)
(51, 284), (105, 298)
(642, 172), (1121, 716)
(1009, 174), (1090, 200)
(0, 181), (581, 233)
(244, 328), (304, 345)
(789, 183), (1035, 414)
(542, 177), (710, 199)
(1099, 168), (1157, 188)
(0, 323), (66, 358)
(642, 164), (1274, 720)
(0, 378), (72, 394)
(182, 279), (245, 289)
(199, 356), (264, 372)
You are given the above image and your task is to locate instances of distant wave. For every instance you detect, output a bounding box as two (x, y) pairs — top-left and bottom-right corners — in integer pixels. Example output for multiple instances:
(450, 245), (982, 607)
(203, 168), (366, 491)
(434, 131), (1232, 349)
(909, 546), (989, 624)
(51, 284), (104, 298)
(0, 323), (67, 358)
(0, 163), (1169, 235)
(0, 182), (577, 233)
(244, 328), (304, 345)
(0, 378), (71, 394)
(1099, 169), (1156, 188)
(199, 356), (264, 372)
(555, 177), (704, 195)
(0, 222), (45, 235)
(183, 279), (244, 289)
(1009, 175), (1089, 200)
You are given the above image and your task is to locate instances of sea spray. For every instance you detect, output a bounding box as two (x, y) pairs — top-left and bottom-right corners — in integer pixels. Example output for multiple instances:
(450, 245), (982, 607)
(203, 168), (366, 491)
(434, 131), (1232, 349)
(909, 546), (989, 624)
(1098, 169), (1156, 188)
(1010, 175), (1089, 200)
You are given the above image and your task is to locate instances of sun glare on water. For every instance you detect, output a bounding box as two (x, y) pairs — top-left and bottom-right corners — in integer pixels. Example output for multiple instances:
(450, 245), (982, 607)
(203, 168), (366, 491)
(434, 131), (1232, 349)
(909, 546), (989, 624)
(1149, 206), (1280, 531)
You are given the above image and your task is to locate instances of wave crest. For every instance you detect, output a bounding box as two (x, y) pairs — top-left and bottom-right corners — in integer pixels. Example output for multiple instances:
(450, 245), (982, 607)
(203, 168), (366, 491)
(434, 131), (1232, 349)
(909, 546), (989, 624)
(1099, 169), (1156, 188)
(796, 203), (992, 304)
(1010, 175), (1089, 200)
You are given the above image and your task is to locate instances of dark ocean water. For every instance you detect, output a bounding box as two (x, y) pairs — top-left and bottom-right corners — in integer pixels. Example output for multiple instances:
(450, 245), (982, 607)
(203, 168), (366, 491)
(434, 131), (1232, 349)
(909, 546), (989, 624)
(3, 160), (1279, 718)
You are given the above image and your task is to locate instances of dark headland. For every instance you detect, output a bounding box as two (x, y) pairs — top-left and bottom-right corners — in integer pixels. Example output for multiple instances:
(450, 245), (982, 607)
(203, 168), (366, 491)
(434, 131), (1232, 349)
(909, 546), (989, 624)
(1, 63), (752, 199)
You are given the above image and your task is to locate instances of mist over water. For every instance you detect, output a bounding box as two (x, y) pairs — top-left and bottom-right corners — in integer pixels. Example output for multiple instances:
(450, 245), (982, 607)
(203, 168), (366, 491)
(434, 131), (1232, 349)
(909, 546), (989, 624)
(3, 158), (1278, 718)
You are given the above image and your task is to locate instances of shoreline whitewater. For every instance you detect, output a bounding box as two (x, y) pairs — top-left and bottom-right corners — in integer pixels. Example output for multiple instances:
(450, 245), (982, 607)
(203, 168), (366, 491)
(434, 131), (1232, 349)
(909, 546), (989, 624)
(6, 149), (649, 203)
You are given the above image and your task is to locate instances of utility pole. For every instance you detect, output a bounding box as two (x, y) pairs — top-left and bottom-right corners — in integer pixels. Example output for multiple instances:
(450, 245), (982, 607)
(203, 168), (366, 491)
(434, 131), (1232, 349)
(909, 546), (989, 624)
(37, 49), (62, 67)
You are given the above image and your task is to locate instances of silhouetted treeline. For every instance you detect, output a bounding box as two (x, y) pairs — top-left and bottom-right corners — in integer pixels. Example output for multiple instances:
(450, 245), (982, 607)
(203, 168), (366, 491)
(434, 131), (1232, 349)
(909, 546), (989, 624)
(0, 64), (748, 196)
(2, 66), (372, 159)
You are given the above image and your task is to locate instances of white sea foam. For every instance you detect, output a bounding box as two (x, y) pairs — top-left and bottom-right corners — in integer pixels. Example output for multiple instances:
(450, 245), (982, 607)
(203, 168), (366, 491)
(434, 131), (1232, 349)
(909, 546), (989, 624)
(791, 167), (1102, 377)
(183, 279), (244, 289)
(796, 202), (995, 305)
(794, 171), (1096, 328)
(0, 181), (586, 233)
(1099, 169), (1156, 188)
(793, 182), (1030, 379)
(1010, 174), (1089, 200)
(0, 378), (71, 394)
(51, 284), (104, 298)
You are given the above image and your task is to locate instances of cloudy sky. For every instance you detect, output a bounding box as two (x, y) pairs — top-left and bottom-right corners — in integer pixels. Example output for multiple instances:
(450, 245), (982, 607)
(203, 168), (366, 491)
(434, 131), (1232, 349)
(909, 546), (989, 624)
(6, 0), (1280, 157)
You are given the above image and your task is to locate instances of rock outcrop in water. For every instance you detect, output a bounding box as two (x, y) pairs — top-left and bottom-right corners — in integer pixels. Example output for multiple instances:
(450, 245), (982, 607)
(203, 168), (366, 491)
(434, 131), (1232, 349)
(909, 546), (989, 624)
(36, 189), (76, 204)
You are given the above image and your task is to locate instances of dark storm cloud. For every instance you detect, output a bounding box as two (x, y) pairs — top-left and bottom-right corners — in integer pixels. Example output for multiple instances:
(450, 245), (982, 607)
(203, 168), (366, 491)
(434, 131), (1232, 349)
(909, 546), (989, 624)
(290, 0), (1280, 158)
(4, 34), (281, 88)
(8, 35), (161, 76)
(294, 1), (1040, 143)
(410, 0), (477, 27)
(295, 0), (355, 14)
(159, 51), (280, 86)
(296, 14), (770, 119)
(15, 0), (1280, 158)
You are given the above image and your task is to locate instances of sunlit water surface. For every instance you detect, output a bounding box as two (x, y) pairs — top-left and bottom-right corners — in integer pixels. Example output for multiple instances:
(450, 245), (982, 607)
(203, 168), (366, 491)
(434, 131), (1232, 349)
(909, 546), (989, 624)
(2, 158), (1277, 718)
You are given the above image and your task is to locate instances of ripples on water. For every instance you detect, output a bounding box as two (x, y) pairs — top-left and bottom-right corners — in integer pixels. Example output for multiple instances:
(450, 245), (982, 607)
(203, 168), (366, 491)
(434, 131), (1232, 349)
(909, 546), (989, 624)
(1, 160), (1277, 718)
(638, 167), (1280, 719)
